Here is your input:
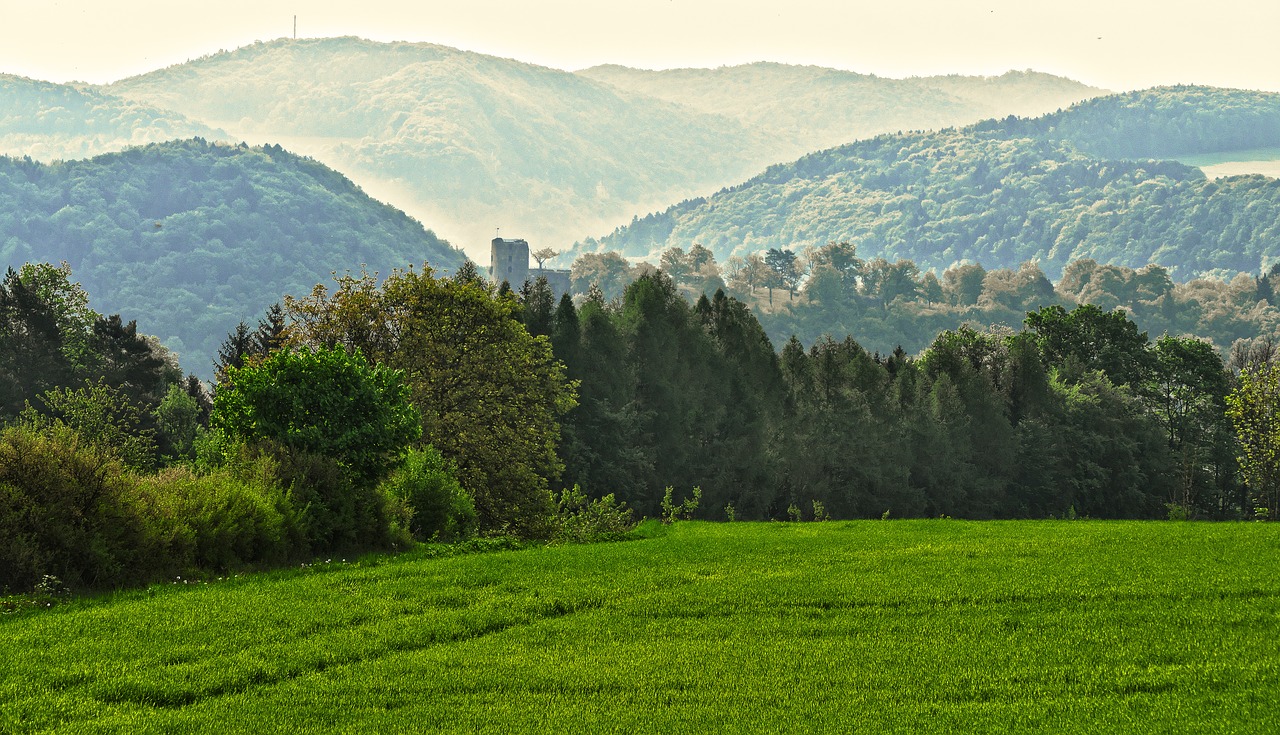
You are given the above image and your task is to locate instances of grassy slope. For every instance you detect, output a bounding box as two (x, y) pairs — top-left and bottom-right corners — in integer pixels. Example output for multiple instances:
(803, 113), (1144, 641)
(2, 521), (1278, 733)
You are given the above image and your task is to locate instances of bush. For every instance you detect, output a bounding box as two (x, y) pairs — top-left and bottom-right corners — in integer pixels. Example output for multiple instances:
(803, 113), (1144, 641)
(0, 423), (149, 591)
(261, 443), (395, 553)
(661, 486), (702, 524)
(22, 379), (157, 471)
(553, 485), (636, 543)
(130, 459), (305, 572)
(212, 346), (420, 489)
(382, 447), (476, 543)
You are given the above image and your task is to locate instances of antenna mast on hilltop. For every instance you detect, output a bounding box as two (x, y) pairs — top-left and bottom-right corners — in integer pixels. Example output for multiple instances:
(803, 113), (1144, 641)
(293, 15), (297, 39)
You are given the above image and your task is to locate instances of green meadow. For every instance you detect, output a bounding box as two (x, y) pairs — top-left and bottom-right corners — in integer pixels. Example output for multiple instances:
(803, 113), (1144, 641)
(3, 520), (1279, 733)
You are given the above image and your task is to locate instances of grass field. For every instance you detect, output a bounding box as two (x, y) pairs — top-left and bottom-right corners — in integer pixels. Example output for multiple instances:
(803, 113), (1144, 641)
(2, 520), (1279, 733)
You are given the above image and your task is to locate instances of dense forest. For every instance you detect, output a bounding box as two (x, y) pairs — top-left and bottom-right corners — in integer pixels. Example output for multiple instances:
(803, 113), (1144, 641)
(582, 87), (1280, 280)
(525, 271), (1267, 525)
(0, 139), (465, 378)
(0, 74), (224, 161)
(7, 257), (1280, 595)
(995, 85), (1280, 160)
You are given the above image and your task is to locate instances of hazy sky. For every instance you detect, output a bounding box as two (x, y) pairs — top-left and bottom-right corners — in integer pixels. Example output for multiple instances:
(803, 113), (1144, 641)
(3, 0), (1279, 92)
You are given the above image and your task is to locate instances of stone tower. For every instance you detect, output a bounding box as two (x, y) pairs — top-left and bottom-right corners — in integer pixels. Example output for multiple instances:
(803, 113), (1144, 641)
(490, 237), (529, 288)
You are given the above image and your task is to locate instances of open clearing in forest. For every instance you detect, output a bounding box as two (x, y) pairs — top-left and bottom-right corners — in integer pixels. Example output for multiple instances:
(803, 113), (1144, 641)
(1178, 146), (1280, 179)
(3, 520), (1279, 733)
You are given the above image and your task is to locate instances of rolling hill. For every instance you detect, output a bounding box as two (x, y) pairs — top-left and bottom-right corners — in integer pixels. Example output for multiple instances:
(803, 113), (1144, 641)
(102, 37), (775, 257)
(97, 37), (1102, 258)
(578, 63), (1101, 156)
(0, 74), (225, 161)
(584, 87), (1280, 280)
(0, 138), (466, 379)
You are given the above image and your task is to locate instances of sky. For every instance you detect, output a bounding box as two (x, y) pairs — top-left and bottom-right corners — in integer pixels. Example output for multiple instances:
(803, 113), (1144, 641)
(3, 0), (1280, 92)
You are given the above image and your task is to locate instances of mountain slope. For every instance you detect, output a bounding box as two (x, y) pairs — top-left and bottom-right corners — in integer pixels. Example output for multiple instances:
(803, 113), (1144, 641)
(994, 85), (1280, 160)
(585, 87), (1280, 280)
(103, 37), (775, 256)
(577, 63), (1101, 156)
(0, 139), (466, 378)
(0, 74), (225, 161)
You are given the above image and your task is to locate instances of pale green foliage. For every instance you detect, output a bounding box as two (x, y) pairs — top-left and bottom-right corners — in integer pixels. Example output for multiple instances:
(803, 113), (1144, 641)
(552, 485), (636, 543)
(812, 499), (829, 521)
(14, 262), (99, 371)
(21, 379), (156, 471)
(1226, 363), (1280, 519)
(660, 486), (701, 524)
(154, 383), (200, 462)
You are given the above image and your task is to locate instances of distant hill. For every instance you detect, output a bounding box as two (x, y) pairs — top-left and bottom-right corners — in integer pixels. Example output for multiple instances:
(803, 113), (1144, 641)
(0, 74), (225, 161)
(95, 38), (1104, 257)
(583, 87), (1280, 280)
(0, 139), (466, 379)
(103, 37), (776, 255)
(578, 63), (1101, 156)
(994, 85), (1280, 160)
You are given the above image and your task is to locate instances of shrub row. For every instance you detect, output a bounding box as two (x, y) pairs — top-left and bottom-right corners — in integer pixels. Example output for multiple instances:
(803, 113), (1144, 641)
(0, 424), (463, 593)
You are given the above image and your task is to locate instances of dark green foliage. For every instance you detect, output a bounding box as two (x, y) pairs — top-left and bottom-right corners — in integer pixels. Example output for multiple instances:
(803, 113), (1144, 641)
(1025, 304), (1154, 388)
(89, 314), (174, 409)
(284, 268), (575, 537)
(212, 346), (421, 489)
(551, 277), (1216, 520)
(0, 267), (75, 417)
(0, 423), (147, 590)
(1148, 336), (1237, 517)
(382, 447), (476, 543)
(518, 277), (556, 338)
(260, 444), (391, 553)
(0, 139), (466, 381)
(556, 292), (652, 508)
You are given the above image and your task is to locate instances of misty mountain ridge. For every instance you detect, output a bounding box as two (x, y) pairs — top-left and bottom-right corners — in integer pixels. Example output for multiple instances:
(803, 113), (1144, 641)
(86, 36), (1100, 256)
(578, 62), (1101, 158)
(0, 73), (226, 161)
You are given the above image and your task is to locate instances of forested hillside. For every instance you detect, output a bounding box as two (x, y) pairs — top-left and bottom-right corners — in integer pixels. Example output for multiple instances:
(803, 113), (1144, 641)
(579, 64), (1100, 156)
(0, 139), (465, 377)
(102, 37), (775, 252)
(997, 85), (1280, 160)
(0, 74), (224, 161)
(585, 87), (1280, 279)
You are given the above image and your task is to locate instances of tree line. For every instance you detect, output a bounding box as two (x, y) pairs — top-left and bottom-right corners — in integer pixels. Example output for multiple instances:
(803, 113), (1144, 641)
(570, 242), (1280, 368)
(5, 257), (1280, 596)
(518, 270), (1262, 523)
